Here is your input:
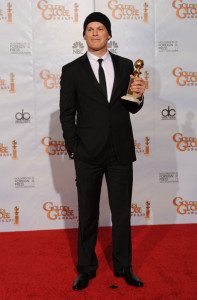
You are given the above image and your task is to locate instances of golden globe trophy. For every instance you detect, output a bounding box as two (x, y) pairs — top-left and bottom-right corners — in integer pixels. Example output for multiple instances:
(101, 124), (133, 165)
(121, 59), (144, 105)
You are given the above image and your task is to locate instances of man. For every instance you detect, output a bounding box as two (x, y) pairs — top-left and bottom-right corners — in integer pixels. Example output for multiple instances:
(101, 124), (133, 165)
(60, 12), (145, 290)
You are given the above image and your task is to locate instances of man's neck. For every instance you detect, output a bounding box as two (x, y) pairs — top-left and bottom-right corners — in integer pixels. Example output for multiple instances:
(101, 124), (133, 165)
(87, 47), (108, 58)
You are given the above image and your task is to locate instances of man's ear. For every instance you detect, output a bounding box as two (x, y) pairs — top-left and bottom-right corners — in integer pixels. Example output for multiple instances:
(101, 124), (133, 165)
(108, 35), (111, 41)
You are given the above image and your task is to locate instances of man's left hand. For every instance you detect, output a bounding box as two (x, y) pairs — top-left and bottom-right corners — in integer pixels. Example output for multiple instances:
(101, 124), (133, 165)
(130, 76), (145, 99)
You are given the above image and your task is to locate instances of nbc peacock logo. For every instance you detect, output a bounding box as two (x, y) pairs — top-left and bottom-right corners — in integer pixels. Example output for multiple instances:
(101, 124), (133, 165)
(72, 41), (84, 55)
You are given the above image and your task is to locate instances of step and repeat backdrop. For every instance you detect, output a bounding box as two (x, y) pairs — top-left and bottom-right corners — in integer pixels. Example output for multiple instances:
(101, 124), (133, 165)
(0, 0), (197, 232)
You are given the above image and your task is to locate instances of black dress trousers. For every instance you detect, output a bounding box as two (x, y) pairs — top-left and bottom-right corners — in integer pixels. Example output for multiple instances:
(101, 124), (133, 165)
(74, 144), (133, 275)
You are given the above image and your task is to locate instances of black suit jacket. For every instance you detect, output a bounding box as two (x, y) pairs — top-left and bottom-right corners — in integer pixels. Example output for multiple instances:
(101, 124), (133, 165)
(60, 52), (143, 164)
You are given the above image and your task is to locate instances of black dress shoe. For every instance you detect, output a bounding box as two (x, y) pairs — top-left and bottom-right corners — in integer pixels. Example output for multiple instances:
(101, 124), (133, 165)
(114, 268), (143, 287)
(72, 272), (96, 290)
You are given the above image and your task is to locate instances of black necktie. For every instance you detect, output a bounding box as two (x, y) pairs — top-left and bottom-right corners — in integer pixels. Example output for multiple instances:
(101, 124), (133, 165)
(98, 59), (107, 97)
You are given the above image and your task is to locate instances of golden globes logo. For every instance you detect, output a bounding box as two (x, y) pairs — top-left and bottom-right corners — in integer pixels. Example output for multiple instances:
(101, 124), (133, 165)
(172, 67), (197, 86)
(135, 137), (150, 156)
(173, 197), (197, 215)
(131, 201), (151, 219)
(131, 203), (145, 217)
(0, 78), (9, 90)
(40, 70), (60, 89)
(0, 209), (12, 223)
(134, 140), (144, 153)
(0, 73), (16, 92)
(41, 137), (67, 156)
(172, 0), (197, 19)
(108, 0), (149, 22)
(37, 0), (79, 22)
(0, 209), (10, 222)
(0, 2), (13, 23)
(0, 206), (19, 226)
(173, 133), (197, 151)
(0, 143), (10, 157)
(131, 203), (145, 216)
(43, 202), (77, 220)
(0, 207), (19, 224)
(0, 140), (18, 159)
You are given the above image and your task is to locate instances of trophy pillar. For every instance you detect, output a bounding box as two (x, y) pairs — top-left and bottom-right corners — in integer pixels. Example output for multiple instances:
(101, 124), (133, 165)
(143, 3), (148, 24)
(73, 3), (79, 23)
(14, 206), (19, 225)
(144, 137), (150, 156)
(145, 201), (151, 220)
(7, 2), (13, 24)
(9, 73), (16, 93)
(12, 140), (18, 160)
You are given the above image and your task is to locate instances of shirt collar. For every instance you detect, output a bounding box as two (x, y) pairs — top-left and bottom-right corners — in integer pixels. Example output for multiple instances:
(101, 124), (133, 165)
(87, 50), (110, 63)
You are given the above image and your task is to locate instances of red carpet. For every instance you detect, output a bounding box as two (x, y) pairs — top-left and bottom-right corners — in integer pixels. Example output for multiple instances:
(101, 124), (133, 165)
(1, 224), (197, 300)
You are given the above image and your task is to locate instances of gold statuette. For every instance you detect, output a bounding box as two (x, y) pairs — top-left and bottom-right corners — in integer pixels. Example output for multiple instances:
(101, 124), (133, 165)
(145, 201), (151, 220)
(14, 206), (19, 225)
(144, 136), (150, 156)
(121, 59), (144, 104)
(12, 140), (18, 160)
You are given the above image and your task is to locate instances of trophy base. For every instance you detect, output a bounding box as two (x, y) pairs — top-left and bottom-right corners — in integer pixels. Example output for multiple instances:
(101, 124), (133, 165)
(121, 95), (141, 105)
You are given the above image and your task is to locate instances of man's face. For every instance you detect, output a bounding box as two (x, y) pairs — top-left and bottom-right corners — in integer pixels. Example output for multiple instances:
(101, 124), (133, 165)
(84, 22), (111, 53)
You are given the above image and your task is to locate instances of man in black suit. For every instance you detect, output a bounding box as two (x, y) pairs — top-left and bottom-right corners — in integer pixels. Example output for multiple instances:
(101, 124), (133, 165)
(60, 12), (145, 290)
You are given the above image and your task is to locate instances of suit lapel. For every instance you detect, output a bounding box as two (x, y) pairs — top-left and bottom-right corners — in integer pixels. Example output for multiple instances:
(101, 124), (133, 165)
(110, 52), (120, 104)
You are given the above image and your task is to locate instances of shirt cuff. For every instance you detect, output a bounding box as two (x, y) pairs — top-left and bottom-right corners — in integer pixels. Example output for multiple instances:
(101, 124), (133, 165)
(137, 95), (144, 105)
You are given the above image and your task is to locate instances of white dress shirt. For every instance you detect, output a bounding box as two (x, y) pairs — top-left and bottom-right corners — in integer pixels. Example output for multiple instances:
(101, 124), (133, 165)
(87, 51), (114, 102)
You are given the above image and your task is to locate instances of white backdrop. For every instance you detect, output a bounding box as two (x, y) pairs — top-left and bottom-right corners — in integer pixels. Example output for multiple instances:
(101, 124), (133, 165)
(0, 0), (197, 232)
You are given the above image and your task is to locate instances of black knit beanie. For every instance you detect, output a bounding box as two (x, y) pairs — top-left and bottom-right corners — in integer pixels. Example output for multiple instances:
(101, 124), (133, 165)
(83, 12), (112, 37)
